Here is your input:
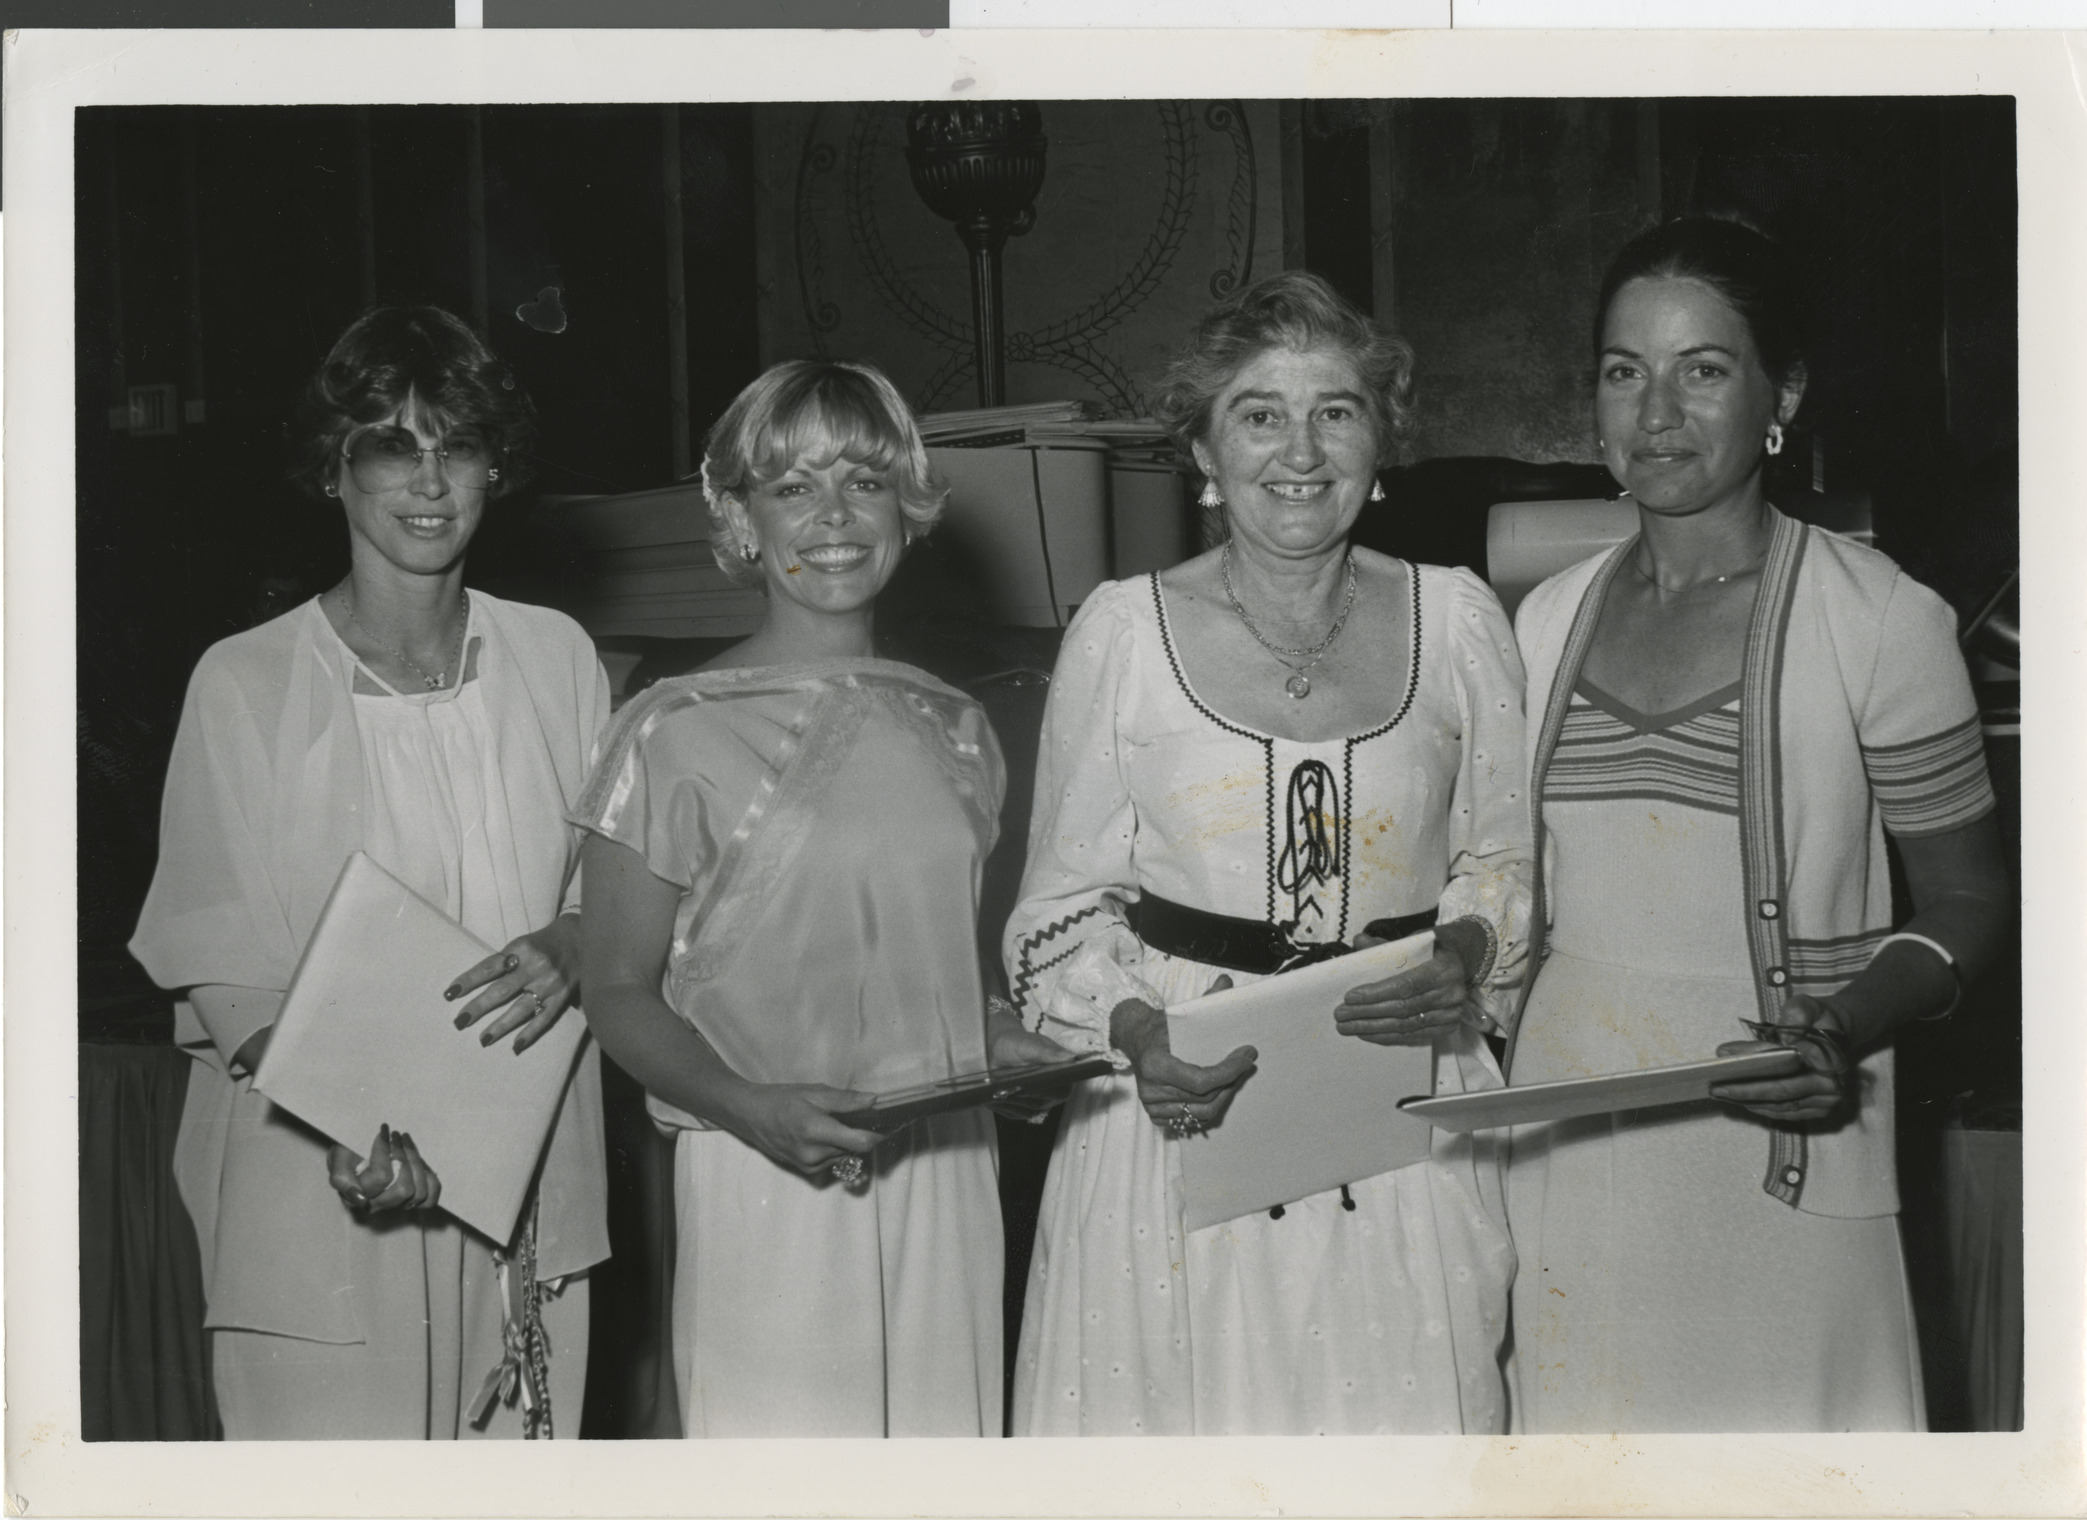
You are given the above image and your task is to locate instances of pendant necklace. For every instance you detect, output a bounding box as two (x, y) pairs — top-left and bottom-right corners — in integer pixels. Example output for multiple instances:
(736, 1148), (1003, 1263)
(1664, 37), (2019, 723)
(1630, 543), (1770, 595)
(342, 586), (471, 691)
(1220, 543), (1359, 700)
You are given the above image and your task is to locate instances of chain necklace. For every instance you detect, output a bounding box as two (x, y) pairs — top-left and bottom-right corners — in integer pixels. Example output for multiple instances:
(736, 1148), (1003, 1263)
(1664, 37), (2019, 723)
(1629, 543), (1771, 596)
(1220, 543), (1359, 700)
(342, 586), (470, 691)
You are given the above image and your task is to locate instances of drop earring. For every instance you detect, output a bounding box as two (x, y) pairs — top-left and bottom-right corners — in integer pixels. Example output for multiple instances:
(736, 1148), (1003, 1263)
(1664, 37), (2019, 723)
(741, 540), (759, 563)
(1766, 422), (1786, 457)
(1369, 480), (1385, 503)
(1199, 479), (1223, 510)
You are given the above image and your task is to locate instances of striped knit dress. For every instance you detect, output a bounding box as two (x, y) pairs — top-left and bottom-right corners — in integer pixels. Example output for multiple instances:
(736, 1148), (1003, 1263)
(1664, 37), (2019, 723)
(1503, 676), (1927, 1433)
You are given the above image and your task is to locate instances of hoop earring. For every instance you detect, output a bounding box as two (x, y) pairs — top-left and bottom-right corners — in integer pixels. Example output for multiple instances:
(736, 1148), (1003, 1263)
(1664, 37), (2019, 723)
(1369, 479), (1386, 503)
(1199, 479), (1223, 510)
(1766, 423), (1785, 457)
(323, 483), (339, 498)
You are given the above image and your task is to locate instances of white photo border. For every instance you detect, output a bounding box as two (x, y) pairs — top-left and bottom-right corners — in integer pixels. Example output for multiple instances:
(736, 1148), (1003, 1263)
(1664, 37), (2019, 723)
(8, 26), (2083, 1519)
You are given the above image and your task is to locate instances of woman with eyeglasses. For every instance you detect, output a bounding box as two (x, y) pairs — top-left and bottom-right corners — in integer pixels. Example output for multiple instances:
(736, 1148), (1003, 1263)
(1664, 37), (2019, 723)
(130, 307), (610, 1439)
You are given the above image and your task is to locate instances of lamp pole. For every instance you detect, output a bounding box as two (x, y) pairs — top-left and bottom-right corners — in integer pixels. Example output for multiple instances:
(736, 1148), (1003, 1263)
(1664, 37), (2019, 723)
(904, 102), (1048, 408)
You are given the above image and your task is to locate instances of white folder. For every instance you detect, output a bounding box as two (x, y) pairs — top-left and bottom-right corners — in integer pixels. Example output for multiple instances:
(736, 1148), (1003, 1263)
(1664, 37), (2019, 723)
(1398, 1048), (1806, 1133)
(1165, 933), (1441, 1232)
(254, 852), (587, 1246)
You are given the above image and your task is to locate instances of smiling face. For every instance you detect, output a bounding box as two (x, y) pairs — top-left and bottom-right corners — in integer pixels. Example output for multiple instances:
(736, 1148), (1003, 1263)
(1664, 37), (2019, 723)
(1595, 275), (1805, 519)
(334, 395), (491, 577)
(722, 451), (907, 620)
(1193, 345), (1381, 562)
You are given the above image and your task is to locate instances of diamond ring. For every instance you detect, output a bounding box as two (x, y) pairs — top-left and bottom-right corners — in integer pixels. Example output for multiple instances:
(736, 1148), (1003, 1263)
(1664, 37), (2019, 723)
(830, 1155), (868, 1188)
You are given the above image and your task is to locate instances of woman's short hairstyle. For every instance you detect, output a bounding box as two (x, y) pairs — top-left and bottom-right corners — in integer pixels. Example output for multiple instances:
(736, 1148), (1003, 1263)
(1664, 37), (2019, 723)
(293, 306), (536, 501)
(1154, 270), (1416, 471)
(699, 360), (948, 586)
(1594, 216), (1810, 390)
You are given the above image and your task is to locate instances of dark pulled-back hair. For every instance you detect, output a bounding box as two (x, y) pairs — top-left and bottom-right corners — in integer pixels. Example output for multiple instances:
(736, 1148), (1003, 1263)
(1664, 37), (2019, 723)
(1594, 216), (1810, 389)
(293, 306), (536, 500)
(1155, 270), (1416, 470)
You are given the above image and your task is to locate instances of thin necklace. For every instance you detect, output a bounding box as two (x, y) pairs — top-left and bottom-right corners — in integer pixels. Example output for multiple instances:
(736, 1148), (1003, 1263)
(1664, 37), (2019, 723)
(1630, 543), (1770, 595)
(1220, 543), (1359, 700)
(342, 586), (470, 691)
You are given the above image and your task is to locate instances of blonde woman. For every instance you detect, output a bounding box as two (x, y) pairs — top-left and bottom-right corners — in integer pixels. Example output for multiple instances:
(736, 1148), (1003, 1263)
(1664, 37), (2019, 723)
(573, 360), (1066, 1436)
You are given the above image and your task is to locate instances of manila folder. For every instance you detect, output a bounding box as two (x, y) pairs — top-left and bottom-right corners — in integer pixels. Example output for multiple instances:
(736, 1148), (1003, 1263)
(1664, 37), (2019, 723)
(254, 852), (586, 1246)
(1166, 933), (1439, 1233)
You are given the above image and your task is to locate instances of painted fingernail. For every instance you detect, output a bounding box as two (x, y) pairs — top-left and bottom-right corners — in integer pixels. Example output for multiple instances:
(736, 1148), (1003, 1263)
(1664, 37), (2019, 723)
(443, 986), (459, 1001)
(454, 1012), (469, 1029)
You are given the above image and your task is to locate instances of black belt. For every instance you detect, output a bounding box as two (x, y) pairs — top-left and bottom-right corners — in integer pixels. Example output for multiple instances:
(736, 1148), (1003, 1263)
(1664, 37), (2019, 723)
(1124, 893), (1439, 977)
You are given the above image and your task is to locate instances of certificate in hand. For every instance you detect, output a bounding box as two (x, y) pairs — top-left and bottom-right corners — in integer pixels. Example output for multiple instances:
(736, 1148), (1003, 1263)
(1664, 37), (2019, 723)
(253, 852), (588, 1247)
(1165, 932), (1440, 1232)
(1397, 1047), (1806, 1133)
(830, 1053), (1117, 1133)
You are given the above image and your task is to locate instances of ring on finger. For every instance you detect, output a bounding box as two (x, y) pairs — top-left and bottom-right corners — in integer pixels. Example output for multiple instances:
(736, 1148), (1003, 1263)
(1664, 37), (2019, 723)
(830, 1154), (869, 1189)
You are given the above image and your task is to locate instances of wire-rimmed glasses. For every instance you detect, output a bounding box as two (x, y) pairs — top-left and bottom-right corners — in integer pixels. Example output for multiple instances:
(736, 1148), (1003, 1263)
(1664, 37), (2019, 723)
(343, 426), (496, 493)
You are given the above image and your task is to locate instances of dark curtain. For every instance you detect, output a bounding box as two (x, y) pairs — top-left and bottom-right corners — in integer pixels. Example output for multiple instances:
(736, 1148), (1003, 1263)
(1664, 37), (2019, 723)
(78, 1043), (219, 1440)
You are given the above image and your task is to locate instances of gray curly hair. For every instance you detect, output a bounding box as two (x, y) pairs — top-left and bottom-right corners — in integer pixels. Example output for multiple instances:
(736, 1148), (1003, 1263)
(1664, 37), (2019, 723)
(699, 360), (948, 586)
(1153, 270), (1416, 472)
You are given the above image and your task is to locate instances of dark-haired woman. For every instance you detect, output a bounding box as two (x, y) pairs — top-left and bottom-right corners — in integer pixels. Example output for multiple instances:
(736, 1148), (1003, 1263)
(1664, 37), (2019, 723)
(1505, 218), (2010, 1432)
(1004, 271), (1532, 1435)
(131, 307), (609, 1439)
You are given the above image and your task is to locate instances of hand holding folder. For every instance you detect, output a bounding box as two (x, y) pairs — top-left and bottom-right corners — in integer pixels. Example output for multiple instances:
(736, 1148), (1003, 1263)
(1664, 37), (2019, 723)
(1165, 933), (1443, 1232)
(253, 853), (590, 1246)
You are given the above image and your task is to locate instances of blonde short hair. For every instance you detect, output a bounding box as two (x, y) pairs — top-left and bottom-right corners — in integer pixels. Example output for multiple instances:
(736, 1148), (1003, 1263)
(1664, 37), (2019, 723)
(700, 360), (948, 586)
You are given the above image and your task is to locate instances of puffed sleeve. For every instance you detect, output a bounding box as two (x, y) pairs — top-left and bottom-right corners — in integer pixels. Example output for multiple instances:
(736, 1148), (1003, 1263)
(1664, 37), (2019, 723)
(567, 683), (717, 891)
(1434, 567), (1538, 1029)
(128, 653), (299, 1064)
(1002, 582), (1163, 1057)
(1856, 571), (1997, 838)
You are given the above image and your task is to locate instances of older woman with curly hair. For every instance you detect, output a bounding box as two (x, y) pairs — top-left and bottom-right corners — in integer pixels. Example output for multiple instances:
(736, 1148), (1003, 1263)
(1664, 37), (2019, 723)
(572, 359), (1067, 1436)
(130, 306), (609, 1438)
(1002, 271), (1534, 1434)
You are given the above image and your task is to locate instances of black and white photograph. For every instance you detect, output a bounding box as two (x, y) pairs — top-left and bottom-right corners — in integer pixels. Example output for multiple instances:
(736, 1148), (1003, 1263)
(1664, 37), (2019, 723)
(9, 24), (2085, 1518)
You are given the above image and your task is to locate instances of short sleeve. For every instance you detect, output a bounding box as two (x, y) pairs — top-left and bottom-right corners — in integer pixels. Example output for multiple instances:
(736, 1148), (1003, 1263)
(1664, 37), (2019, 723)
(1856, 573), (1997, 838)
(1434, 567), (1538, 1022)
(567, 685), (718, 891)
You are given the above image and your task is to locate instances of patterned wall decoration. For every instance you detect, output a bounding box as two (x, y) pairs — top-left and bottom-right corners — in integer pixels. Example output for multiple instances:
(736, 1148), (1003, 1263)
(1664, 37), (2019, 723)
(753, 100), (1284, 418)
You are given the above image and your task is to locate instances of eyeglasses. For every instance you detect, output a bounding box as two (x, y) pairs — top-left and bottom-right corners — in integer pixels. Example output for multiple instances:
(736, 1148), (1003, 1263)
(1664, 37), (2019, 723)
(343, 426), (497, 493)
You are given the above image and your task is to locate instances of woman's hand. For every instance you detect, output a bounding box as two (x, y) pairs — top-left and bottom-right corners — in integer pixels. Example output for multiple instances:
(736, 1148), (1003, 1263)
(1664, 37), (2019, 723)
(1335, 922), (1487, 1044)
(1708, 994), (1854, 1122)
(984, 999), (1078, 1122)
(326, 1124), (441, 1214)
(1111, 986), (1257, 1136)
(720, 1082), (884, 1178)
(447, 913), (581, 1054)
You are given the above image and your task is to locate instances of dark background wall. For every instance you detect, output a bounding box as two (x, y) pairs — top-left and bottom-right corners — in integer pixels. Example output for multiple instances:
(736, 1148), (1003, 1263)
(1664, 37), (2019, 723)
(75, 92), (2019, 1024)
